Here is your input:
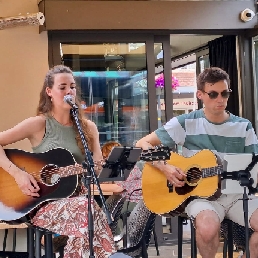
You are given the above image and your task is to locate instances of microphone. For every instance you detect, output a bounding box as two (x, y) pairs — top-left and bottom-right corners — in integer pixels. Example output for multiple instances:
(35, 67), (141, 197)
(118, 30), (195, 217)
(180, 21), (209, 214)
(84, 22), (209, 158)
(63, 95), (78, 109)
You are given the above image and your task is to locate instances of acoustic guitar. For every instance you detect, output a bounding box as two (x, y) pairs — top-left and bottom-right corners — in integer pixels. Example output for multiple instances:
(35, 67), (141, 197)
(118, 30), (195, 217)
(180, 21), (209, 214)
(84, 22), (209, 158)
(0, 146), (170, 221)
(142, 149), (223, 214)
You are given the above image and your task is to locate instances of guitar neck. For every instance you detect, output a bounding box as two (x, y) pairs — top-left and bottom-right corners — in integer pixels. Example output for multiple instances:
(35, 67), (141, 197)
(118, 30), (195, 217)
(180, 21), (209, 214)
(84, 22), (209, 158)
(202, 165), (223, 178)
(60, 146), (171, 178)
(60, 164), (83, 177)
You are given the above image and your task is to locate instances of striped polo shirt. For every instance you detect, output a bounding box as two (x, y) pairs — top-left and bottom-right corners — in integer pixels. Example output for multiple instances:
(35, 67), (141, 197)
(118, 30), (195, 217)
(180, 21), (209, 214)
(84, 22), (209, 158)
(155, 109), (258, 164)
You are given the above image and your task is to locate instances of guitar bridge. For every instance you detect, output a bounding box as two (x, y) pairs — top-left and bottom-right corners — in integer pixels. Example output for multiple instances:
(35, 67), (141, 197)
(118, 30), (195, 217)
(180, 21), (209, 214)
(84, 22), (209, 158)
(167, 180), (173, 192)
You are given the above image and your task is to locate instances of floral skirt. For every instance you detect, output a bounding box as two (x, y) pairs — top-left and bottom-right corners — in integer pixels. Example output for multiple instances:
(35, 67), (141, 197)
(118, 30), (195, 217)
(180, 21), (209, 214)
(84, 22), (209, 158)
(31, 196), (116, 258)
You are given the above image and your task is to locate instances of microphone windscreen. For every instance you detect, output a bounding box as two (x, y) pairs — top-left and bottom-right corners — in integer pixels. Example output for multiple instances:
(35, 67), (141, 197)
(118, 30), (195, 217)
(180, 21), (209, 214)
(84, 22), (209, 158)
(64, 95), (73, 102)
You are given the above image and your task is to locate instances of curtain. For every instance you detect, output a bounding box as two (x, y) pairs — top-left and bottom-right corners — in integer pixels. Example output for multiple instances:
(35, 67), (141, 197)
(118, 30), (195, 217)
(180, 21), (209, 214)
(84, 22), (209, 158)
(208, 35), (239, 116)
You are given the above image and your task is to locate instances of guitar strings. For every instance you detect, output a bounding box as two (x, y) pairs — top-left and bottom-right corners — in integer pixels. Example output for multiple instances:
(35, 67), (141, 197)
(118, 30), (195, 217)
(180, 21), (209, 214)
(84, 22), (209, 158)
(10, 164), (82, 184)
(9, 148), (204, 184)
(16, 164), (219, 183)
(184, 165), (222, 182)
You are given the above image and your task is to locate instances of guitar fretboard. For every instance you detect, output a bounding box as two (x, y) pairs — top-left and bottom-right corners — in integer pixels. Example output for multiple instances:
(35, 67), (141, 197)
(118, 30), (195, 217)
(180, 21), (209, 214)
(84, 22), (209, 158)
(60, 164), (83, 177)
(202, 165), (223, 178)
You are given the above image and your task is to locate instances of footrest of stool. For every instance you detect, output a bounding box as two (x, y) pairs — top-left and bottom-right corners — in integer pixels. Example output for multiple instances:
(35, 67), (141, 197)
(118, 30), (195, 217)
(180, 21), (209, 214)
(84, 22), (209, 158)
(0, 251), (30, 258)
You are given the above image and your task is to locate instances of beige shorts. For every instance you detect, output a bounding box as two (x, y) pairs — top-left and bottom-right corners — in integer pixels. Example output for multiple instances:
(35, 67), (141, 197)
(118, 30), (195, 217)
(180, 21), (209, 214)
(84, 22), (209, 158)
(185, 194), (258, 228)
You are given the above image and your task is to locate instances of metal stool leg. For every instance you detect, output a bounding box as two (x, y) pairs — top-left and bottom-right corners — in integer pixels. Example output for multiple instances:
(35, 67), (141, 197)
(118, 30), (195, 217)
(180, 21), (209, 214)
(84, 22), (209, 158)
(227, 220), (234, 258)
(35, 228), (42, 258)
(153, 226), (160, 256)
(223, 238), (228, 258)
(141, 237), (148, 258)
(3, 228), (8, 251)
(27, 227), (35, 258)
(12, 228), (17, 252)
(177, 216), (183, 258)
(190, 220), (197, 258)
(44, 232), (54, 258)
(59, 246), (65, 258)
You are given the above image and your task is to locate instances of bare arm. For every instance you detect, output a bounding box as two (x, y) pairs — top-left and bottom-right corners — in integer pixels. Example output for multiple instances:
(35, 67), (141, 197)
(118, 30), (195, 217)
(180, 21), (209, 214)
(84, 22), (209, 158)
(99, 183), (123, 193)
(135, 132), (162, 150)
(136, 132), (186, 187)
(0, 116), (45, 196)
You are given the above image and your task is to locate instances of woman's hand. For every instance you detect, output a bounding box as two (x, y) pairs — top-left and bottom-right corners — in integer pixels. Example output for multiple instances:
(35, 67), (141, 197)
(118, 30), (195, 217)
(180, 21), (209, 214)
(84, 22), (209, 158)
(13, 170), (40, 197)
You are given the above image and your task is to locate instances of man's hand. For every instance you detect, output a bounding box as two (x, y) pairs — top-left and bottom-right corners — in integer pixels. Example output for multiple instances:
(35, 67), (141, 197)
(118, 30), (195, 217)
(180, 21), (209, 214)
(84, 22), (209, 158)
(154, 162), (186, 187)
(164, 164), (186, 187)
(14, 170), (40, 197)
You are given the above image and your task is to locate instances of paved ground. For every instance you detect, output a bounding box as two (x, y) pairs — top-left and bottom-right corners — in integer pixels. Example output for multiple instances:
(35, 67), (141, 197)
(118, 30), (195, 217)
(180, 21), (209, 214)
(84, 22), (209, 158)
(147, 243), (243, 258)
(0, 223), (244, 258)
(145, 217), (244, 258)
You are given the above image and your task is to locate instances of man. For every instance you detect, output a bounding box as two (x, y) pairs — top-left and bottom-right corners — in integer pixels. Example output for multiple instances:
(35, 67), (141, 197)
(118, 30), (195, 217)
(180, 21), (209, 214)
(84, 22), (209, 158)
(136, 67), (258, 258)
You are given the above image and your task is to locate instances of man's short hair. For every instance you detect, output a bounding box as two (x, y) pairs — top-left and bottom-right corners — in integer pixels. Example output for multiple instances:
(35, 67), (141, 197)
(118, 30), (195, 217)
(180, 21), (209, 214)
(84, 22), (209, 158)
(197, 67), (230, 91)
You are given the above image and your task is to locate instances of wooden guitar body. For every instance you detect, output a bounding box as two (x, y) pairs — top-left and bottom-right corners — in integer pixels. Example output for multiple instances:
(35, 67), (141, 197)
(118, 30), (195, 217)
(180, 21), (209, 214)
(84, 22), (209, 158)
(142, 149), (220, 214)
(0, 148), (77, 221)
(0, 145), (171, 221)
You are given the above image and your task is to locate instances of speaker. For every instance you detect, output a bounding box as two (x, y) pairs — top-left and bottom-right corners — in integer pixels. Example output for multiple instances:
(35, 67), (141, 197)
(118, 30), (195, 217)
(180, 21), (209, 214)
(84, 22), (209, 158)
(109, 253), (132, 258)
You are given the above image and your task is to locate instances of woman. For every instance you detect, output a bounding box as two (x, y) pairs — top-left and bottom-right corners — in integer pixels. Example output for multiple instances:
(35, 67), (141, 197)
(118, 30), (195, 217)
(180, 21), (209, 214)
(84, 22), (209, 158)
(99, 141), (143, 234)
(0, 65), (115, 257)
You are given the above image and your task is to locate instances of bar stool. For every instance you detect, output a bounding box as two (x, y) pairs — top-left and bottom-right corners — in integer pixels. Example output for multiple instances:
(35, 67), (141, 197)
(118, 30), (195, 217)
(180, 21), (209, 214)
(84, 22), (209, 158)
(0, 221), (62, 258)
(27, 224), (55, 258)
(177, 215), (197, 258)
(177, 216), (236, 258)
(0, 221), (29, 258)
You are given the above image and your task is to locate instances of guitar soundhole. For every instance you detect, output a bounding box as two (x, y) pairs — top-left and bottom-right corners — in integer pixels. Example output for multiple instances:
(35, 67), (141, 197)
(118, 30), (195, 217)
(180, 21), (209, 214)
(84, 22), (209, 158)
(41, 164), (60, 186)
(175, 166), (201, 195)
(186, 167), (202, 184)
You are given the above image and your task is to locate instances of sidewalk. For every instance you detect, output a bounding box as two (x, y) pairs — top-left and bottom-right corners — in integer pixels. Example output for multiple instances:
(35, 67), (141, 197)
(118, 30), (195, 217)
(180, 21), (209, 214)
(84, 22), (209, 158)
(146, 220), (243, 258)
(0, 223), (243, 258)
(147, 243), (242, 258)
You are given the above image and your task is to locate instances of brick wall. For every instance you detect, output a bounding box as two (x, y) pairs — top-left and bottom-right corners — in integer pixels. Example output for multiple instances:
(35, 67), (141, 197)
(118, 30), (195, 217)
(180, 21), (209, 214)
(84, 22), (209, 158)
(172, 70), (196, 87)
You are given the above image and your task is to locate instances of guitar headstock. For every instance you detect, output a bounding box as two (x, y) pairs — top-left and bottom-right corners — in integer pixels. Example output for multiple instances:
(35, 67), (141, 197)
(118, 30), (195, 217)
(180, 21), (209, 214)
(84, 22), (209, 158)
(140, 146), (171, 161)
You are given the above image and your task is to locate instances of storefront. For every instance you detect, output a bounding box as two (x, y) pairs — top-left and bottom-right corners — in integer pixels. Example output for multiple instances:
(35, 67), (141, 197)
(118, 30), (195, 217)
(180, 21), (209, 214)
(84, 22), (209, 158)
(32, 1), (257, 147)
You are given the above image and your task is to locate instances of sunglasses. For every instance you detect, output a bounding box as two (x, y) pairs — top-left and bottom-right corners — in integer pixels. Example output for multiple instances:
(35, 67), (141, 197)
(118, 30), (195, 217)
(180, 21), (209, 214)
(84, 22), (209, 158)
(202, 89), (232, 99)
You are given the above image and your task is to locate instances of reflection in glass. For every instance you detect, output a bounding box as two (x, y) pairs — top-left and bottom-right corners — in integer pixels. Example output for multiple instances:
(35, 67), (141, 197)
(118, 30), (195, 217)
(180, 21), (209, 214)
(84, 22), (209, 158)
(61, 43), (149, 146)
(154, 43), (168, 127)
(199, 54), (210, 72)
(172, 63), (198, 115)
(253, 38), (258, 130)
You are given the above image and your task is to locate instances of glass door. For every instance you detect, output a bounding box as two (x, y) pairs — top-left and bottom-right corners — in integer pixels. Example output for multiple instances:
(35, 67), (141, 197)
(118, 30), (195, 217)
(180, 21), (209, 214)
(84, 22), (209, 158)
(252, 36), (258, 131)
(49, 32), (172, 146)
(60, 42), (149, 146)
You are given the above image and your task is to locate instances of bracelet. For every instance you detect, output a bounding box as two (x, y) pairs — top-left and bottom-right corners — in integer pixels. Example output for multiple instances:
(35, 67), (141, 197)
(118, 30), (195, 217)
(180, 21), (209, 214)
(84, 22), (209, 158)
(7, 163), (13, 172)
(152, 160), (166, 167)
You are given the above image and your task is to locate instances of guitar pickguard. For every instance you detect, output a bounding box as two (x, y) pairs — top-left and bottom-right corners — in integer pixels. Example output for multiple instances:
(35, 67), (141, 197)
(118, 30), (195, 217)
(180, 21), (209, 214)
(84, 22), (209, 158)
(175, 184), (197, 196)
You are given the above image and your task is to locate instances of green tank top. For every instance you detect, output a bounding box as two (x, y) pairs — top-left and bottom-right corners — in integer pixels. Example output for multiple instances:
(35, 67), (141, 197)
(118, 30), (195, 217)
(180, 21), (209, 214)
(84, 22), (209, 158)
(32, 117), (85, 164)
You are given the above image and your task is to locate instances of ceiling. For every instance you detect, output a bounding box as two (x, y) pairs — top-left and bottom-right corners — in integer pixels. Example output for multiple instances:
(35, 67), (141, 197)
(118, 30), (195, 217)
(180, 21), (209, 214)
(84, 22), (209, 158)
(62, 34), (221, 58)
(62, 34), (222, 71)
(170, 34), (221, 58)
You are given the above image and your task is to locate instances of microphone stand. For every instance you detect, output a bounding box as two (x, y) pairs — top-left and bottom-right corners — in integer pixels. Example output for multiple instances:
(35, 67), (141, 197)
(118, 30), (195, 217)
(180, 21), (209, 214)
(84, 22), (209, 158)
(70, 106), (113, 258)
(222, 154), (258, 258)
